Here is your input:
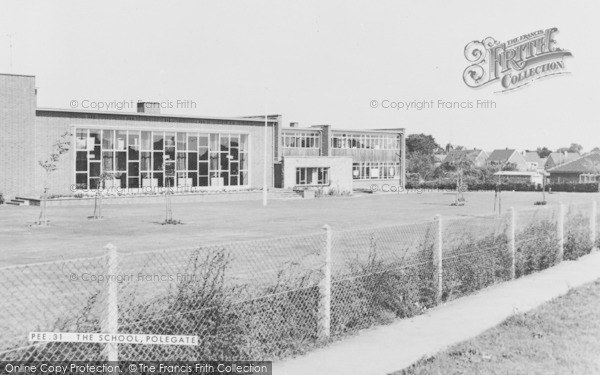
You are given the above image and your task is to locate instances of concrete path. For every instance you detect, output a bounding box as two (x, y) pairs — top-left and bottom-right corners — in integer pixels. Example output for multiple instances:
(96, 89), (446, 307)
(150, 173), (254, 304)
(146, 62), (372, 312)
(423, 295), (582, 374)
(274, 252), (600, 375)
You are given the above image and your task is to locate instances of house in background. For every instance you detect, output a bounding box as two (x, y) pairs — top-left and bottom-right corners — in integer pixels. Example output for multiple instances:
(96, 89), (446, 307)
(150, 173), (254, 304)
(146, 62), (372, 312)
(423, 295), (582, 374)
(433, 153), (447, 168)
(544, 152), (580, 170)
(487, 149), (528, 171)
(522, 151), (547, 172)
(547, 152), (600, 183)
(442, 149), (488, 168)
(493, 171), (545, 186)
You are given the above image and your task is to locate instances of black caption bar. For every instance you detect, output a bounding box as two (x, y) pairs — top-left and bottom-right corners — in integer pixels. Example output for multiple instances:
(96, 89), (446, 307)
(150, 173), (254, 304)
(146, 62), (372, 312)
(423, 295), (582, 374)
(0, 361), (272, 375)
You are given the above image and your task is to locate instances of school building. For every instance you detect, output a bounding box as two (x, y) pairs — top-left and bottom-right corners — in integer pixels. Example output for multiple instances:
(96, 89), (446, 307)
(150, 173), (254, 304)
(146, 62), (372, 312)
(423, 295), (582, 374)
(0, 73), (406, 200)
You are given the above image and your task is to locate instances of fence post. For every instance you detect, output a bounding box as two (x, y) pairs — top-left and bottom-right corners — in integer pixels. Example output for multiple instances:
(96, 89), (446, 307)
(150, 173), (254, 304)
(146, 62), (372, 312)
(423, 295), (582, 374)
(433, 215), (443, 305)
(591, 200), (597, 252)
(508, 207), (516, 279)
(318, 225), (332, 340)
(103, 243), (119, 362)
(557, 203), (565, 262)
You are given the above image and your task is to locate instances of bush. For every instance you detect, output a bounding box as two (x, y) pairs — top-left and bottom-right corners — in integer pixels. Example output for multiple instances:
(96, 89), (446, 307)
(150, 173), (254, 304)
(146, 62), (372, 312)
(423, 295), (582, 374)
(564, 210), (593, 260)
(331, 240), (435, 336)
(515, 219), (559, 277)
(0, 192), (4, 204)
(406, 181), (600, 193)
(442, 232), (511, 301)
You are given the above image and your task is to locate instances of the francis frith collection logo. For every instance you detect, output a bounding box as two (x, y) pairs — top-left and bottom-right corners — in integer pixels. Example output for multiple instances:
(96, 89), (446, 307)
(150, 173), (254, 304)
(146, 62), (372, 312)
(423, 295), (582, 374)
(463, 27), (572, 92)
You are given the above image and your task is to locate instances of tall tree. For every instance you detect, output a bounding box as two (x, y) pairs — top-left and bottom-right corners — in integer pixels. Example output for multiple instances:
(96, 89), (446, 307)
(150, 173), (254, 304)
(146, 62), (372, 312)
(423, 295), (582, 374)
(406, 134), (440, 155)
(557, 143), (583, 154)
(536, 147), (552, 158)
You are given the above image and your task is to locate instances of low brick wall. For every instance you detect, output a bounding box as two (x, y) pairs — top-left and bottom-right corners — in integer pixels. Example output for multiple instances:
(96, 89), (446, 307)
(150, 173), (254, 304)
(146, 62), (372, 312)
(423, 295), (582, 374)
(19, 190), (298, 207)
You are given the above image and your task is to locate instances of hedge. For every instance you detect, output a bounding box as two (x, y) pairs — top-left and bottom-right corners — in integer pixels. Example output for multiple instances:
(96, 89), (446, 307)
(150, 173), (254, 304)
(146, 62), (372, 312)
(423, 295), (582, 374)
(405, 181), (600, 193)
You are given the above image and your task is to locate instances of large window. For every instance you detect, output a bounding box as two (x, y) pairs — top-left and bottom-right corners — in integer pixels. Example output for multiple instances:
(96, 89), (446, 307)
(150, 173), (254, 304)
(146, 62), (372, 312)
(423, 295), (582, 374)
(331, 133), (399, 150)
(282, 131), (320, 148)
(295, 167), (329, 186)
(74, 129), (250, 189)
(352, 162), (399, 180)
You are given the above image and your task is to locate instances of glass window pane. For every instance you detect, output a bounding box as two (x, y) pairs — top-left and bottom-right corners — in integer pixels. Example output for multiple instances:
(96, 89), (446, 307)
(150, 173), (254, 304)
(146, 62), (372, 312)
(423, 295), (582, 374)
(221, 171), (229, 186)
(76, 151), (87, 172)
(128, 162), (139, 176)
(220, 134), (229, 153)
(165, 147), (175, 161)
(230, 135), (239, 148)
(102, 151), (114, 171)
(116, 131), (127, 150)
(165, 133), (176, 148)
(188, 171), (198, 187)
(102, 130), (114, 149)
(141, 152), (151, 170)
(240, 171), (248, 186)
(230, 162), (239, 175)
(76, 129), (87, 150)
(199, 162), (208, 175)
(128, 178), (139, 188)
(239, 134), (248, 152)
(209, 153), (219, 170)
(76, 173), (87, 188)
(240, 153), (248, 170)
(188, 152), (198, 170)
(90, 163), (101, 178)
(230, 147), (238, 161)
(153, 152), (163, 170)
(116, 152), (126, 171)
(210, 134), (219, 151)
(177, 132), (186, 150)
(220, 153), (229, 171)
(199, 135), (209, 148)
(153, 133), (164, 150)
(199, 176), (209, 187)
(176, 152), (187, 170)
(188, 136), (198, 151)
(142, 131), (152, 150)
(199, 147), (209, 161)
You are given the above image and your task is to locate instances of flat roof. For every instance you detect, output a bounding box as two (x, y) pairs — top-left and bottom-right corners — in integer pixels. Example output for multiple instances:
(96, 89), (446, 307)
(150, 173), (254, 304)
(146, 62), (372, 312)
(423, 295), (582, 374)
(36, 107), (279, 125)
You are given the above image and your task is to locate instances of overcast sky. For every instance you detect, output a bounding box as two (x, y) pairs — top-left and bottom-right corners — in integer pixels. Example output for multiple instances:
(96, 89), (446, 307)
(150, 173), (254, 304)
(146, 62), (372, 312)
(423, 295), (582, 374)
(1, 0), (598, 152)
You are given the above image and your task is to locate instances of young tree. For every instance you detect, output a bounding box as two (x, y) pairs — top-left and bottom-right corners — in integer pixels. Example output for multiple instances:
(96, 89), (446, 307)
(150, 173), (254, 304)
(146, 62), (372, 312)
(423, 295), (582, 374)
(91, 171), (122, 219)
(37, 132), (72, 226)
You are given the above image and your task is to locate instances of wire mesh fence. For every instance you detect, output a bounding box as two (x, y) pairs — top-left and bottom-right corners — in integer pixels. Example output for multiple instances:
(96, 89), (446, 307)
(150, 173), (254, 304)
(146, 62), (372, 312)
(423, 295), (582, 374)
(1, 200), (598, 362)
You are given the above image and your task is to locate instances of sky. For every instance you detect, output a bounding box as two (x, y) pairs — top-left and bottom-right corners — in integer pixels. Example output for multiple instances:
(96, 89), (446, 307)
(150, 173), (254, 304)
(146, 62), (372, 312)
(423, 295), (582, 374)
(1, 0), (598, 152)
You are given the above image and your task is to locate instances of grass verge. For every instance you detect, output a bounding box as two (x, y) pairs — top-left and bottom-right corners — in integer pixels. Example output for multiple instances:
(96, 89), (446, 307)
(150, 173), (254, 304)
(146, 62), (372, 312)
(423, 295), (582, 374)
(393, 279), (600, 375)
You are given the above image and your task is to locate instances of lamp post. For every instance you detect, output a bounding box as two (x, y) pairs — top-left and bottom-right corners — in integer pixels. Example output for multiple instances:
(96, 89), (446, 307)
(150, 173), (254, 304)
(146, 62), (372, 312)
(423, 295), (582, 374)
(263, 90), (268, 207)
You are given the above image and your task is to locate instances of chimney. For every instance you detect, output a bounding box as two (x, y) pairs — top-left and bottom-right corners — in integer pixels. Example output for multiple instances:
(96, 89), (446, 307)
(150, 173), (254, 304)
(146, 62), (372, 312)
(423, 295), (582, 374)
(137, 102), (161, 115)
(289, 122), (299, 128)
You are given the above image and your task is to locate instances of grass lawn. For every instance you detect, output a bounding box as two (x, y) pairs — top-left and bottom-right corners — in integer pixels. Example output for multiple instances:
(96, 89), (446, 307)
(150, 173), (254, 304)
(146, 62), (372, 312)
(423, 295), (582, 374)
(0, 191), (597, 266)
(394, 279), (600, 375)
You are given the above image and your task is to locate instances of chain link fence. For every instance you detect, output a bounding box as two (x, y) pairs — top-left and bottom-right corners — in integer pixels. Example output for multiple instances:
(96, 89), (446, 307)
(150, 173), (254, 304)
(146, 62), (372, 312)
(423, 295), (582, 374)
(1, 201), (598, 362)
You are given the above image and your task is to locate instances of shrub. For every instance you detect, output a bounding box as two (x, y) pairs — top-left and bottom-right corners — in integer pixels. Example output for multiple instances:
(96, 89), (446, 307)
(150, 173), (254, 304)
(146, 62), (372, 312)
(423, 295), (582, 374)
(330, 236), (435, 336)
(0, 192), (4, 204)
(442, 232), (511, 301)
(564, 210), (593, 260)
(515, 219), (559, 277)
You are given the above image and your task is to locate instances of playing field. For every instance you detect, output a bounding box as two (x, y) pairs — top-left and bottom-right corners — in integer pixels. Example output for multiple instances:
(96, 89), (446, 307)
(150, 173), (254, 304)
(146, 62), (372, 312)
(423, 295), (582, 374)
(0, 191), (597, 267)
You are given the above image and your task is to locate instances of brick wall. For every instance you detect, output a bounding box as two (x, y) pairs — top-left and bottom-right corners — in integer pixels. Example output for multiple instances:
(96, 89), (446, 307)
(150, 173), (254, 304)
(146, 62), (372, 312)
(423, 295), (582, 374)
(0, 74), (37, 199)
